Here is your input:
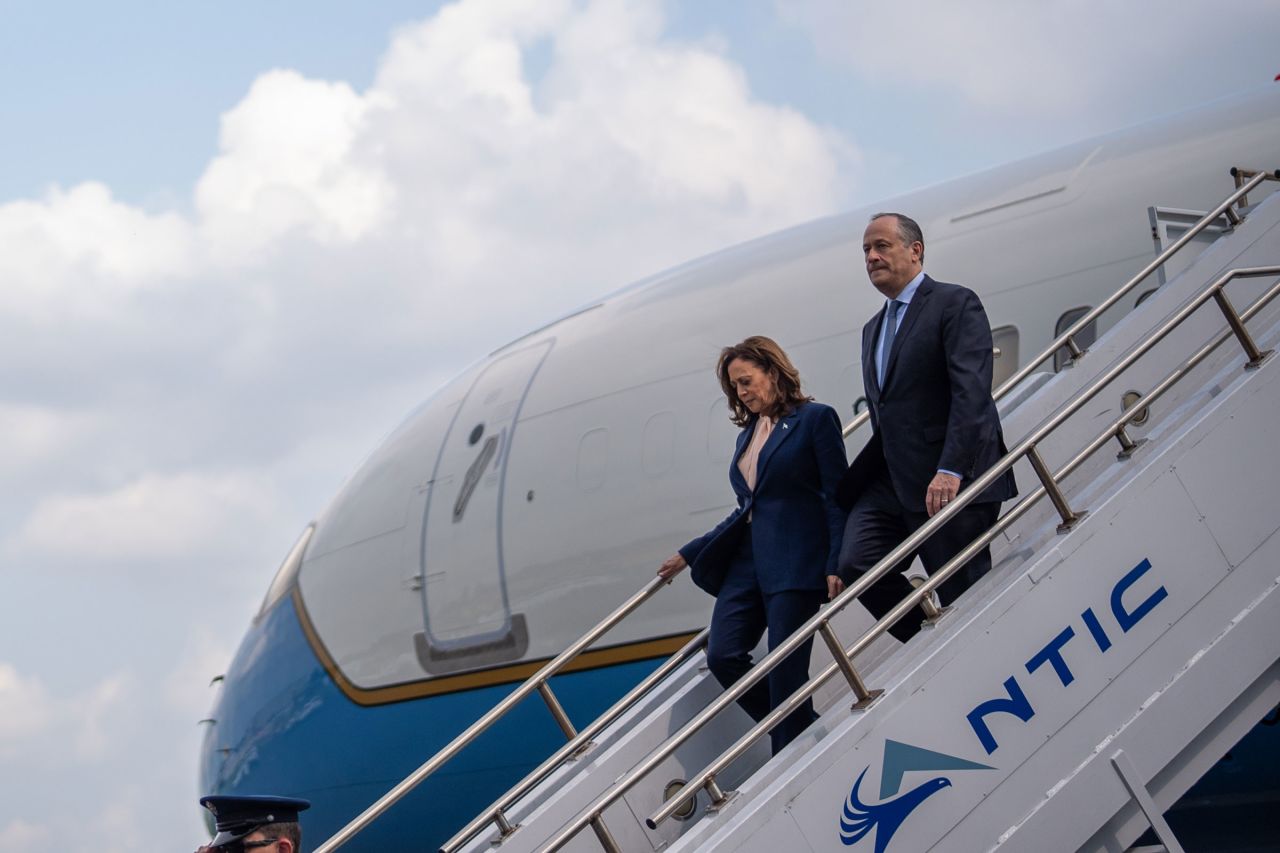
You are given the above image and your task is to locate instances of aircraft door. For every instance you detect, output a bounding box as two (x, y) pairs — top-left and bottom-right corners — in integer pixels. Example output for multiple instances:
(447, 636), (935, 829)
(1148, 205), (1232, 287)
(414, 340), (552, 674)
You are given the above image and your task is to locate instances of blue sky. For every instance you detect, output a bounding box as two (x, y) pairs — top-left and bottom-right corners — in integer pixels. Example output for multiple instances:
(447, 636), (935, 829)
(0, 2), (426, 205)
(0, 2), (1276, 851)
(12, 1), (1271, 209)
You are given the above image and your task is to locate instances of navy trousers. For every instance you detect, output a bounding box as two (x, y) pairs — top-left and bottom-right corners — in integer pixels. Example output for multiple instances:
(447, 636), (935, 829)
(838, 475), (1000, 644)
(705, 534), (824, 755)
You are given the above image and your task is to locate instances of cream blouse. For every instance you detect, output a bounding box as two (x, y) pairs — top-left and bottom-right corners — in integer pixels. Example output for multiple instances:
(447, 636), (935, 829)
(737, 415), (775, 493)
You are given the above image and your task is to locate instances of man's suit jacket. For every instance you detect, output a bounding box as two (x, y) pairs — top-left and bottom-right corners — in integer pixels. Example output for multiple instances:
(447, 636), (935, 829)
(837, 275), (1017, 513)
(680, 401), (848, 597)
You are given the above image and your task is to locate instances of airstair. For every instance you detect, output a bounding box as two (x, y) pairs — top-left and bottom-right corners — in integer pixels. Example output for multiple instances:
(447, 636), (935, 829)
(313, 169), (1280, 853)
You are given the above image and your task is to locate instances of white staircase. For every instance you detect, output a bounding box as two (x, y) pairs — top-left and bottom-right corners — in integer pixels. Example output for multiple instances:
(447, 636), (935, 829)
(453, 177), (1280, 853)
(668, 310), (1280, 852)
(310, 171), (1280, 853)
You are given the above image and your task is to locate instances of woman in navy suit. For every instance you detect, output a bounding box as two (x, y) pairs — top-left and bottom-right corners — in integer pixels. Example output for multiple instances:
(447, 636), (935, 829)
(658, 336), (848, 754)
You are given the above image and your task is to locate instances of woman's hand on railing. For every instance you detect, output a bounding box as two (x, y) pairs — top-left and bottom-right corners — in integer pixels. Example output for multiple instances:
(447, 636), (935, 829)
(657, 553), (688, 583)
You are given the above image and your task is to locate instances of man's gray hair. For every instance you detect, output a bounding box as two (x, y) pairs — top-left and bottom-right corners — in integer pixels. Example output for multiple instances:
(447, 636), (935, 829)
(869, 212), (925, 261)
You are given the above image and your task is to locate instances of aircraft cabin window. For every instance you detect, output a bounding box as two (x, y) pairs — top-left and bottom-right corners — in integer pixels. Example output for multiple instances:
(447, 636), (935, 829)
(991, 325), (1019, 390)
(706, 398), (736, 462)
(1053, 307), (1097, 371)
(642, 412), (676, 476)
(577, 428), (609, 492)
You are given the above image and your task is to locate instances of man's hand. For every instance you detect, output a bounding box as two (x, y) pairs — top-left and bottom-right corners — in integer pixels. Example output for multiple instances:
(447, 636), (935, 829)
(925, 472), (961, 517)
(658, 553), (688, 582)
(827, 574), (845, 600)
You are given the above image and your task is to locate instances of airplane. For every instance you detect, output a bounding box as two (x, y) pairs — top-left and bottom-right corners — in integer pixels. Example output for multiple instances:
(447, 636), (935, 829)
(199, 83), (1280, 850)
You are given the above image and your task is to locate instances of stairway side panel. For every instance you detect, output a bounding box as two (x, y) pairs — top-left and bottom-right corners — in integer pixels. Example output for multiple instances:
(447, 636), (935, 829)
(779, 470), (1229, 853)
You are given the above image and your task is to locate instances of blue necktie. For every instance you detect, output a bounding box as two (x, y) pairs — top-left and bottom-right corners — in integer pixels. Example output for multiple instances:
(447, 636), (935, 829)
(878, 300), (903, 388)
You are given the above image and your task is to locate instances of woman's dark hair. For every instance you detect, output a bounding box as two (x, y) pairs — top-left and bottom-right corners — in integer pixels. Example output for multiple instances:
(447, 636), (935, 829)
(716, 336), (812, 427)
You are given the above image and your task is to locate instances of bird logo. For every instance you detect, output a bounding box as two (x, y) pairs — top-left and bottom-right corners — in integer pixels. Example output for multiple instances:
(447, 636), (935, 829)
(838, 739), (994, 851)
(839, 766), (951, 852)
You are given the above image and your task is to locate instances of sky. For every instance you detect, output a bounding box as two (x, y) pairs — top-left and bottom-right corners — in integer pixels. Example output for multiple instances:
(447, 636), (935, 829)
(0, 1), (1277, 850)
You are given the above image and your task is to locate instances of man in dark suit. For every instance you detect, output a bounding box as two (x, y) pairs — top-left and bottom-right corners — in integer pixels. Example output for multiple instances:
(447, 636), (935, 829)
(836, 212), (1016, 643)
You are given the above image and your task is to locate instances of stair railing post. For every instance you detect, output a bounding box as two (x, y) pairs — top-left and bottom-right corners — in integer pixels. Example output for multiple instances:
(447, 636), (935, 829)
(588, 815), (622, 853)
(818, 622), (883, 710)
(704, 776), (731, 809)
(492, 809), (517, 838)
(1026, 444), (1085, 532)
(1114, 425), (1145, 460)
(1064, 333), (1086, 362)
(1211, 287), (1273, 368)
(537, 681), (579, 740)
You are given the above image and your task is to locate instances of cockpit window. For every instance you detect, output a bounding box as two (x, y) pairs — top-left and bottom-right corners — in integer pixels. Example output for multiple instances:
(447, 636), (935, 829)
(259, 524), (315, 618)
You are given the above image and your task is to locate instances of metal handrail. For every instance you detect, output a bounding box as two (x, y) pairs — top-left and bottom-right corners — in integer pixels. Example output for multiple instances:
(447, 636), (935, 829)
(839, 167), (1279, 440)
(439, 627), (709, 852)
(317, 168), (1277, 853)
(637, 265), (1280, 833)
(542, 247), (1280, 849)
(312, 574), (688, 853)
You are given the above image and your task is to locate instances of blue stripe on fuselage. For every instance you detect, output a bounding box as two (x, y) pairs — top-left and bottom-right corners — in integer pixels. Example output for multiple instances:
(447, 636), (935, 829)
(199, 593), (666, 851)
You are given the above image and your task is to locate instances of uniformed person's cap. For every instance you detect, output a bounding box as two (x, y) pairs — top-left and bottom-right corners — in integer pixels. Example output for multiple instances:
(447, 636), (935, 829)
(199, 794), (311, 847)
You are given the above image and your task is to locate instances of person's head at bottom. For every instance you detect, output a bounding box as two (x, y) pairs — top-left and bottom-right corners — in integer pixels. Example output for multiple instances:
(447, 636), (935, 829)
(198, 794), (310, 853)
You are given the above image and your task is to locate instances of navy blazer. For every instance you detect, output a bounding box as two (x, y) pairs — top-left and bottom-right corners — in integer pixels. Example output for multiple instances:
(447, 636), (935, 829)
(680, 401), (848, 597)
(837, 275), (1017, 512)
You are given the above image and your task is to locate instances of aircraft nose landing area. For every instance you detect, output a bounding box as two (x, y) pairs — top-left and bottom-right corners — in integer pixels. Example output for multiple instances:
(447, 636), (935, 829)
(203, 583), (659, 849)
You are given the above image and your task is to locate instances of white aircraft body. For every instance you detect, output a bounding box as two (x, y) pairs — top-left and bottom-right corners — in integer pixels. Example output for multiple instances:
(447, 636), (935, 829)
(200, 84), (1280, 850)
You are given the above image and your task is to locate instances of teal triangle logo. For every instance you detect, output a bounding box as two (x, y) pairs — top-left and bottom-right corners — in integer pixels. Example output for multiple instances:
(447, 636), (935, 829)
(879, 739), (994, 799)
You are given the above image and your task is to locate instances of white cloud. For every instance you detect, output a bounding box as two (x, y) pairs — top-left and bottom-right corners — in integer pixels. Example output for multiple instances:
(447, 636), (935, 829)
(1, 0), (852, 575)
(196, 70), (394, 261)
(73, 674), (133, 761)
(0, 657), (215, 851)
(0, 404), (99, 477)
(0, 664), (54, 747)
(0, 2), (856, 850)
(1, 0), (850, 401)
(162, 629), (236, 720)
(0, 820), (51, 850)
(13, 471), (278, 563)
(543, 0), (846, 214)
(334, 0), (853, 342)
(78, 789), (144, 853)
(778, 0), (1280, 125)
(0, 663), (131, 763)
(0, 182), (194, 320)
